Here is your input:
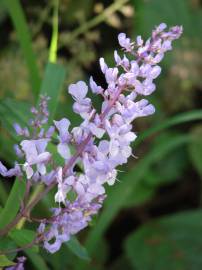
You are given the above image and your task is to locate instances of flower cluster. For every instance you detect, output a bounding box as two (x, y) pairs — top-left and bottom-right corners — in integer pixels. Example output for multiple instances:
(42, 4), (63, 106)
(0, 23), (182, 253)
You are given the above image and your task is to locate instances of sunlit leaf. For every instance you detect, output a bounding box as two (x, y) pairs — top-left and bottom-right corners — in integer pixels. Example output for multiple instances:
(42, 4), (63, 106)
(0, 255), (15, 267)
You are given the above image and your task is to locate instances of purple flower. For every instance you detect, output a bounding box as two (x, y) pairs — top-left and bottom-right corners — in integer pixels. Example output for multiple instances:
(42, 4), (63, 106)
(0, 23), (182, 254)
(54, 167), (71, 204)
(68, 81), (88, 101)
(118, 33), (133, 51)
(0, 161), (22, 177)
(20, 139), (51, 179)
(99, 58), (108, 73)
(54, 118), (70, 143)
(68, 81), (92, 119)
(13, 123), (23, 136)
(46, 126), (55, 138)
(54, 118), (71, 159)
(89, 76), (103, 94)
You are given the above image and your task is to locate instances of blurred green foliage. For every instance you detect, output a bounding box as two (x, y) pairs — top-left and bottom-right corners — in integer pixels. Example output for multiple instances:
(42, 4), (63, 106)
(0, 0), (202, 269)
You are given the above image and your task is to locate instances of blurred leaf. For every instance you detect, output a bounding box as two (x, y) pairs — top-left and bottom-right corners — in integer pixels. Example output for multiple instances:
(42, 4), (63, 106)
(0, 2), (7, 23)
(109, 255), (133, 270)
(24, 250), (48, 270)
(134, 0), (202, 38)
(124, 178), (155, 208)
(125, 210), (202, 270)
(9, 228), (38, 253)
(0, 134), (17, 163)
(66, 236), (90, 261)
(0, 236), (17, 260)
(0, 180), (8, 206)
(40, 243), (72, 270)
(39, 62), (66, 123)
(2, 0), (40, 97)
(3, 99), (30, 125)
(8, 228), (48, 270)
(0, 98), (31, 142)
(0, 255), (15, 267)
(84, 134), (191, 258)
(60, 0), (93, 24)
(0, 179), (26, 229)
(135, 110), (202, 147)
(124, 144), (188, 208)
(154, 146), (188, 183)
(91, 237), (108, 266)
(188, 125), (202, 177)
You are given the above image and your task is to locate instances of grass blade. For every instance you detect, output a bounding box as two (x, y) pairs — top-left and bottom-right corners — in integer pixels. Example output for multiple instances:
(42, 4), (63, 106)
(135, 110), (202, 147)
(0, 179), (26, 229)
(2, 0), (40, 97)
(38, 62), (66, 123)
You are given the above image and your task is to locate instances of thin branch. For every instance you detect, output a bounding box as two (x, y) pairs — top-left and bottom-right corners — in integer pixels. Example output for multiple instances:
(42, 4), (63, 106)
(0, 235), (44, 255)
(58, 0), (129, 48)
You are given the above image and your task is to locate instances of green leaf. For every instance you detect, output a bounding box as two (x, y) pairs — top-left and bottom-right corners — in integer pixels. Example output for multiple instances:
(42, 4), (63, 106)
(123, 177), (155, 208)
(188, 125), (202, 177)
(3, 99), (31, 125)
(9, 230), (48, 270)
(123, 143), (188, 208)
(153, 146), (188, 184)
(0, 255), (15, 267)
(0, 98), (31, 142)
(135, 110), (202, 147)
(25, 250), (49, 270)
(2, 0), (40, 97)
(0, 179), (26, 229)
(0, 134), (16, 164)
(85, 134), (191, 257)
(66, 236), (90, 261)
(38, 62), (66, 123)
(125, 210), (202, 270)
(109, 255), (133, 270)
(0, 179), (8, 206)
(9, 228), (38, 253)
(0, 236), (17, 261)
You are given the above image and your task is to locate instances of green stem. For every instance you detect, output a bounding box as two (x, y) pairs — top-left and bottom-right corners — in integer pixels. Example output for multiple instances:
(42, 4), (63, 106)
(49, 0), (59, 63)
(16, 184), (44, 229)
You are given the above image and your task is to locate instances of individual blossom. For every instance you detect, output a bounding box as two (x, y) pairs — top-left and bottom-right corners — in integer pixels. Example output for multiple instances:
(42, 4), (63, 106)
(54, 118), (71, 160)
(68, 81), (92, 119)
(20, 139), (51, 179)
